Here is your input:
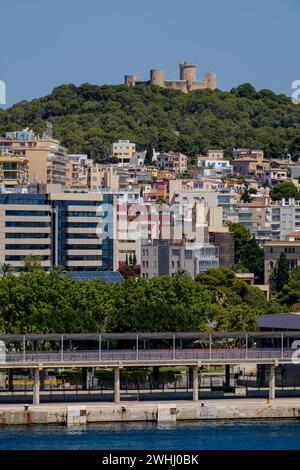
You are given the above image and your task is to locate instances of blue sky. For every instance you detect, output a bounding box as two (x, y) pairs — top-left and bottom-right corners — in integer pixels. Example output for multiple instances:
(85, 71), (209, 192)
(1, 0), (299, 106)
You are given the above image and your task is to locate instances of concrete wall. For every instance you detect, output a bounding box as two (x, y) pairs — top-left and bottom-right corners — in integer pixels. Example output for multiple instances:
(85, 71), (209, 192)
(1, 401), (300, 425)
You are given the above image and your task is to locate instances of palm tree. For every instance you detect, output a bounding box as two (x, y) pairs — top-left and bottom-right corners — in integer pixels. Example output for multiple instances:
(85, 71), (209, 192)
(50, 265), (66, 276)
(0, 263), (14, 277)
(23, 254), (43, 272)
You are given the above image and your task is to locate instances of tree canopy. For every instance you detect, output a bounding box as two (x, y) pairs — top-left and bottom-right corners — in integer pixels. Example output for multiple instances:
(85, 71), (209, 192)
(1, 83), (300, 159)
(0, 267), (285, 334)
(228, 222), (264, 282)
(270, 181), (300, 201)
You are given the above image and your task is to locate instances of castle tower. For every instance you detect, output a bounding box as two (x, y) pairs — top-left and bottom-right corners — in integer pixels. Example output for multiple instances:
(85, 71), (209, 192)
(204, 72), (217, 90)
(124, 75), (137, 87)
(179, 61), (196, 82)
(150, 69), (165, 87)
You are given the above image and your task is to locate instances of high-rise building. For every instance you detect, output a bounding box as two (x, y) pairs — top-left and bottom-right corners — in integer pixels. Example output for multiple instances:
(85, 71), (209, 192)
(0, 188), (114, 272)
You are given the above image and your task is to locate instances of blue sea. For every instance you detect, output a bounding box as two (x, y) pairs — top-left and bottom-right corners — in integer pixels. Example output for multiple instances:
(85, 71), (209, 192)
(0, 420), (299, 450)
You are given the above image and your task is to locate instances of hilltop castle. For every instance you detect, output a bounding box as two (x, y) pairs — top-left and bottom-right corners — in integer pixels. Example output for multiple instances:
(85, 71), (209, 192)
(124, 61), (216, 93)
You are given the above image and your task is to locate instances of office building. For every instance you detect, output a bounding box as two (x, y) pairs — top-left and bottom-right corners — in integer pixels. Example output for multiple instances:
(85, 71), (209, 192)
(0, 187), (114, 272)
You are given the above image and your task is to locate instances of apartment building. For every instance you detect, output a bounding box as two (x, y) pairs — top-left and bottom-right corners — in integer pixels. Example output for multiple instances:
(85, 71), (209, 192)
(197, 149), (232, 177)
(271, 198), (300, 240)
(156, 152), (188, 174)
(198, 162), (233, 178)
(65, 154), (88, 189)
(264, 240), (300, 283)
(236, 199), (273, 243)
(262, 169), (287, 185)
(233, 157), (269, 178)
(108, 190), (143, 270)
(0, 154), (28, 187)
(209, 231), (234, 267)
(233, 149), (264, 160)
(112, 140), (136, 165)
(87, 163), (119, 190)
(141, 240), (219, 279)
(0, 130), (68, 185)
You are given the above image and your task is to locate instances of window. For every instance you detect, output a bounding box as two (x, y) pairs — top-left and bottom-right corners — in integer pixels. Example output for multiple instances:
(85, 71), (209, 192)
(66, 255), (101, 261)
(6, 210), (49, 216)
(6, 222), (50, 228)
(5, 244), (50, 250)
(5, 233), (49, 239)
(66, 244), (101, 250)
(68, 211), (98, 217)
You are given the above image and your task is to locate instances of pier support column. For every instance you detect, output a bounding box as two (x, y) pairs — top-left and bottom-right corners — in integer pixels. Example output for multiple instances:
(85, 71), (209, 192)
(82, 368), (87, 390)
(40, 369), (45, 391)
(225, 365), (231, 387)
(33, 368), (40, 405)
(8, 369), (13, 391)
(114, 367), (120, 403)
(269, 364), (276, 400)
(192, 366), (199, 401)
(152, 366), (159, 387)
(188, 367), (193, 388)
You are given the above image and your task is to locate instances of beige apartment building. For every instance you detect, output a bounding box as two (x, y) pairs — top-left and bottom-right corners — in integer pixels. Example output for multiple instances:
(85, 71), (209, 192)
(157, 152), (188, 174)
(0, 134), (68, 185)
(65, 154), (89, 189)
(112, 140), (136, 165)
(87, 163), (119, 190)
(0, 154), (29, 187)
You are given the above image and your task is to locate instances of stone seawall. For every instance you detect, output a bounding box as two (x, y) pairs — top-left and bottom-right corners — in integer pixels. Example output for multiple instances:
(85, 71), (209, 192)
(1, 399), (300, 425)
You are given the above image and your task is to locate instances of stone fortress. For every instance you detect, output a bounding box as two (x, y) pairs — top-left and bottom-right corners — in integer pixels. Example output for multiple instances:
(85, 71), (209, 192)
(124, 61), (216, 93)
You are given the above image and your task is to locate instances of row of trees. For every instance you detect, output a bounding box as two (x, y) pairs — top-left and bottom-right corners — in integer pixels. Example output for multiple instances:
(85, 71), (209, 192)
(0, 266), (285, 334)
(1, 82), (300, 158)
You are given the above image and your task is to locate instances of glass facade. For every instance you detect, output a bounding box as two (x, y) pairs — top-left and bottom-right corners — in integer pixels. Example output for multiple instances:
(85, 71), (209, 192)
(0, 193), (114, 272)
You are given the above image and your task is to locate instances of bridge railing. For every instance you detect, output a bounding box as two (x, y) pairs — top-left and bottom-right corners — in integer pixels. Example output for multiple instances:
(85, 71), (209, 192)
(0, 348), (297, 363)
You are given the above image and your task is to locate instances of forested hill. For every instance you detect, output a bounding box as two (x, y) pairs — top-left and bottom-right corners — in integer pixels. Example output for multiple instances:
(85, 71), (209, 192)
(1, 82), (300, 159)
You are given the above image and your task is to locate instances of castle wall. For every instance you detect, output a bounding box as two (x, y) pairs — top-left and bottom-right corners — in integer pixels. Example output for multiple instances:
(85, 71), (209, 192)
(164, 80), (188, 92)
(124, 62), (216, 92)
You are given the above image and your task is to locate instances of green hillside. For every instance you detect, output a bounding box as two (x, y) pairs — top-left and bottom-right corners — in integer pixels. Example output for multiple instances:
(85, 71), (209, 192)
(1, 82), (300, 160)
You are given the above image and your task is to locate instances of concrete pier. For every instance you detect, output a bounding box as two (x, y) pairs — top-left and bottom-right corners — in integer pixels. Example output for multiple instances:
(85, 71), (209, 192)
(0, 398), (300, 425)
